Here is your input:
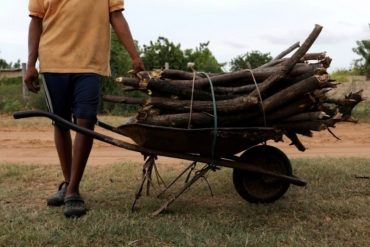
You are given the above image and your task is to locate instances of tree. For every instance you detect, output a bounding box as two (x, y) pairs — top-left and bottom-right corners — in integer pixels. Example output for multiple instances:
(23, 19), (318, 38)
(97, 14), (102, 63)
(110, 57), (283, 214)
(352, 24), (370, 79)
(141, 37), (186, 70)
(230, 50), (272, 71)
(110, 32), (135, 77)
(184, 42), (224, 73)
(0, 55), (21, 69)
(141, 37), (224, 72)
(0, 58), (8, 69)
(100, 32), (140, 114)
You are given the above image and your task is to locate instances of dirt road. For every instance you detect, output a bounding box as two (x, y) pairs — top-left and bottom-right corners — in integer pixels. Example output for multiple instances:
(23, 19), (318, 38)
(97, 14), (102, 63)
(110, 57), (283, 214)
(1, 119), (370, 166)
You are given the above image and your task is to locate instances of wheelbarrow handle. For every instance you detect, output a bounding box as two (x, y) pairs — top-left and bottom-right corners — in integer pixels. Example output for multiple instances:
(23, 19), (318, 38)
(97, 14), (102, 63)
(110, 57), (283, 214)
(13, 110), (144, 152)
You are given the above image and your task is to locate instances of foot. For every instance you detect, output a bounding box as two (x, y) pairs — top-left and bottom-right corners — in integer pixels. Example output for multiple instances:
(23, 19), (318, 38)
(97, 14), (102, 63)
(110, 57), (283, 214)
(47, 182), (68, 207)
(64, 195), (86, 218)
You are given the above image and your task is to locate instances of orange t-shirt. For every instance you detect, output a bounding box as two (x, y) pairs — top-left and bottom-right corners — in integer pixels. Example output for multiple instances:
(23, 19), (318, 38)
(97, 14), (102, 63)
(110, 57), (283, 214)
(28, 0), (124, 76)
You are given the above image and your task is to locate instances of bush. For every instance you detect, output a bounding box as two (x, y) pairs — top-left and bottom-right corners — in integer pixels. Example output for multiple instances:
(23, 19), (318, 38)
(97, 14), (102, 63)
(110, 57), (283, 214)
(0, 77), (22, 86)
(352, 101), (370, 122)
(0, 77), (48, 113)
(0, 99), (23, 113)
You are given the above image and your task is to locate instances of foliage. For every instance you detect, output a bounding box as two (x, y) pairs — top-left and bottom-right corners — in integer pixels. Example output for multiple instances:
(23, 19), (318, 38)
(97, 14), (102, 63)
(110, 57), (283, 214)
(109, 32), (133, 78)
(184, 42), (224, 72)
(0, 58), (9, 69)
(141, 37), (186, 70)
(0, 77), (47, 113)
(141, 37), (223, 72)
(230, 50), (272, 71)
(99, 32), (142, 116)
(0, 54), (21, 69)
(352, 24), (370, 77)
(352, 101), (370, 123)
(0, 99), (22, 113)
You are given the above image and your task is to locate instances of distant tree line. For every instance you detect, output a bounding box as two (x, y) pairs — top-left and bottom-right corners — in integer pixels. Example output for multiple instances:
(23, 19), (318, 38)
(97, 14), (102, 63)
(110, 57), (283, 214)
(352, 24), (370, 79)
(0, 58), (21, 70)
(1, 24), (369, 75)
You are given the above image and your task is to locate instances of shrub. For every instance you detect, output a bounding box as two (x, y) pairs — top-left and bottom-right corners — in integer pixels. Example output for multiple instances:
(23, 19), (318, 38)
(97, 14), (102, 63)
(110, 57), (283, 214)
(1, 99), (23, 113)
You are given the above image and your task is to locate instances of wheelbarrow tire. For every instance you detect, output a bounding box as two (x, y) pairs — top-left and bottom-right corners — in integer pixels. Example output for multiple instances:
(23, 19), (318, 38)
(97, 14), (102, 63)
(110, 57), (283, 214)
(233, 145), (292, 203)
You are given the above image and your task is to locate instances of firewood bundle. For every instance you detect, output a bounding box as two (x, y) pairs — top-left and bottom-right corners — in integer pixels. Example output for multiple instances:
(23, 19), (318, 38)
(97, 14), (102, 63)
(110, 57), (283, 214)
(103, 25), (364, 151)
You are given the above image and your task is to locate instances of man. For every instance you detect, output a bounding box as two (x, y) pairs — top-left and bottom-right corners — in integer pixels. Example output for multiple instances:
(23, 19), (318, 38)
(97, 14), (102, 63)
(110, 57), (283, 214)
(24, 0), (144, 218)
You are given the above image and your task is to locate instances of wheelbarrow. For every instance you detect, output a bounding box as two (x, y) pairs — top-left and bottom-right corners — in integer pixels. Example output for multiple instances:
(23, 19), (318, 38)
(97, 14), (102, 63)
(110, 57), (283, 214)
(13, 110), (307, 215)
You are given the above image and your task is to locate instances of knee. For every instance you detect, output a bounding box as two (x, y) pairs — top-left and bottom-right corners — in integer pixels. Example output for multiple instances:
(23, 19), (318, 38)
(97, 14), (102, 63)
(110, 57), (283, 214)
(76, 118), (96, 130)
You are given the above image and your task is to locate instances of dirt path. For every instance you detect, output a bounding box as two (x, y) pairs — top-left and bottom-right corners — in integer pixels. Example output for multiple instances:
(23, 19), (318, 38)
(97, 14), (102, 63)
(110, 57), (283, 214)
(1, 120), (370, 166)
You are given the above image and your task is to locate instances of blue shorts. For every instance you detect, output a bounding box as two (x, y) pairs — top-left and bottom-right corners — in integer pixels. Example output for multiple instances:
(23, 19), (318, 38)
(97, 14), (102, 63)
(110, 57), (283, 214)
(42, 73), (101, 124)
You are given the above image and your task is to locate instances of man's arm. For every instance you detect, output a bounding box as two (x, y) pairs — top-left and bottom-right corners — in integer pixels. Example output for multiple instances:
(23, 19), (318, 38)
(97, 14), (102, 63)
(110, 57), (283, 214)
(110, 11), (144, 73)
(24, 17), (43, 93)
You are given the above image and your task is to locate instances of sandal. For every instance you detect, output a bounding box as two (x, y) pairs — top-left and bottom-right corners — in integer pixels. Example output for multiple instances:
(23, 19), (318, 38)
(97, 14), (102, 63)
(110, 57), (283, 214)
(64, 195), (86, 218)
(47, 182), (68, 207)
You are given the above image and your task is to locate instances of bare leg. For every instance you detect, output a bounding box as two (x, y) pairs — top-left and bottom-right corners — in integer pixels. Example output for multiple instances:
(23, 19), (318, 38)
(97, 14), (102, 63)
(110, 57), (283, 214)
(54, 126), (72, 183)
(66, 118), (96, 197)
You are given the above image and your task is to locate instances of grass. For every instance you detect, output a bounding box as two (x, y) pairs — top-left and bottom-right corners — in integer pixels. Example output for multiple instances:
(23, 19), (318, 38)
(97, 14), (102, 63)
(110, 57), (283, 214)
(0, 158), (369, 246)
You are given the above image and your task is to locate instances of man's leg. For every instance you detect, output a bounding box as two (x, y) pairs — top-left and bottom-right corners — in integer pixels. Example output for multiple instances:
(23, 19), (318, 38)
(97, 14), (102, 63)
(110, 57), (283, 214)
(65, 118), (96, 197)
(54, 126), (72, 183)
(63, 73), (101, 217)
(43, 73), (73, 206)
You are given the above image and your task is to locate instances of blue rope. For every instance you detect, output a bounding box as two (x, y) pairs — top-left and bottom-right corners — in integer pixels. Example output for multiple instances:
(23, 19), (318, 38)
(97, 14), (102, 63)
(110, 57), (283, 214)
(198, 72), (218, 166)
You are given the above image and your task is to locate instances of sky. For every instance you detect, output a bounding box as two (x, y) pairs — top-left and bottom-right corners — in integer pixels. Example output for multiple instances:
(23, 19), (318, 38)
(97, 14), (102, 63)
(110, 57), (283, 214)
(0, 0), (369, 72)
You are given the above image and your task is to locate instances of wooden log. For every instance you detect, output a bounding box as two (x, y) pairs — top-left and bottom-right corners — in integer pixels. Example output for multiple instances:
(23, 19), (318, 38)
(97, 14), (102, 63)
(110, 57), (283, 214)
(161, 69), (202, 80)
(166, 62), (323, 88)
(116, 62), (323, 92)
(249, 24), (323, 97)
(257, 58), (287, 69)
(147, 95), (259, 113)
(266, 97), (317, 121)
(147, 78), (233, 100)
(302, 52), (327, 61)
(274, 121), (328, 131)
(103, 94), (258, 113)
(273, 41), (300, 60)
(138, 112), (213, 127)
(262, 74), (329, 112)
(282, 111), (329, 122)
(213, 84), (256, 95)
(103, 95), (146, 105)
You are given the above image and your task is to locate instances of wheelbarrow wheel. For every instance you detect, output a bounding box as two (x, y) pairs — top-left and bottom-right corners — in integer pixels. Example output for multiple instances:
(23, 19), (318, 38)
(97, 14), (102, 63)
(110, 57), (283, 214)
(233, 145), (292, 203)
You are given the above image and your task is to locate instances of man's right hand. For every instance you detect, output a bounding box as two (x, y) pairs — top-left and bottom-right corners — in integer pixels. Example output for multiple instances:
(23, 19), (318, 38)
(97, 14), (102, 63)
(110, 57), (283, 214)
(24, 66), (40, 93)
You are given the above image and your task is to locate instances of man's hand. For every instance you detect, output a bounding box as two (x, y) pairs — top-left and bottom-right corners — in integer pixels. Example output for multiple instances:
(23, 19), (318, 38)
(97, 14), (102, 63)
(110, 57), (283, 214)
(24, 66), (40, 93)
(131, 57), (145, 74)
(110, 11), (145, 74)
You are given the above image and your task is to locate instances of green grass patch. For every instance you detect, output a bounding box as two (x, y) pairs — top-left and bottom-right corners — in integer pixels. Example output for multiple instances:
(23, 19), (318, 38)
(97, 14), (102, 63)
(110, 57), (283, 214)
(329, 69), (357, 83)
(0, 77), (47, 113)
(0, 158), (369, 246)
(353, 101), (370, 123)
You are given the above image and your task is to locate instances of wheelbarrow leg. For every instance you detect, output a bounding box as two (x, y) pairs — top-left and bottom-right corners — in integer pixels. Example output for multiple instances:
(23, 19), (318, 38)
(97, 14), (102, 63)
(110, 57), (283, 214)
(152, 164), (214, 216)
(131, 154), (166, 211)
(156, 161), (197, 199)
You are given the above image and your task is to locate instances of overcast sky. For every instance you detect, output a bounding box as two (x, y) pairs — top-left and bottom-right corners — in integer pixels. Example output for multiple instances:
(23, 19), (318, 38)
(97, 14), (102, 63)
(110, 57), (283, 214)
(0, 0), (369, 71)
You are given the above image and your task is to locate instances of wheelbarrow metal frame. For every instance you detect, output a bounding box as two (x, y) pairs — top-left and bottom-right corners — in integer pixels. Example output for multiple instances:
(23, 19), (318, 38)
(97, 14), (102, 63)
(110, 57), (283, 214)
(13, 110), (306, 187)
